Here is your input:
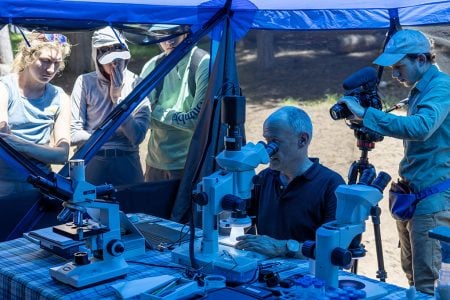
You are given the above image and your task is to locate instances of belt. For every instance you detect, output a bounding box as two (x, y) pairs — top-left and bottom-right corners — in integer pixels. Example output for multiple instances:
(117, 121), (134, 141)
(96, 149), (136, 157)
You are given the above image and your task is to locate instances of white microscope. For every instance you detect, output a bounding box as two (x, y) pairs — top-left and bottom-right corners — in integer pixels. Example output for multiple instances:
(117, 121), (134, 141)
(302, 169), (391, 288)
(29, 159), (128, 288)
(172, 95), (278, 282)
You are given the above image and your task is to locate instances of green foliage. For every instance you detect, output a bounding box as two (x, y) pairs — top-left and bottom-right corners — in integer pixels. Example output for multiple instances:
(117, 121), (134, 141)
(280, 97), (299, 105)
(128, 36), (210, 61)
(128, 43), (159, 62)
(10, 32), (22, 54)
(321, 93), (340, 104)
(379, 95), (400, 108)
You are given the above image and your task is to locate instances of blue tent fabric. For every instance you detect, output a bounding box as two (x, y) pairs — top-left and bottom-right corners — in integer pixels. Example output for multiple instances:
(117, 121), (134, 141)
(1, 0), (450, 31)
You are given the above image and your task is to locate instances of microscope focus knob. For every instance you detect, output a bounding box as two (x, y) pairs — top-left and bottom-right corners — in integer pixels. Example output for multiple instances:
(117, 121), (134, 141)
(301, 240), (316, 259)
(192, 192), (208, 206)
(107, 239), (125, 256)
(331, 247), (352, 267)
(73, 251), (90, 265)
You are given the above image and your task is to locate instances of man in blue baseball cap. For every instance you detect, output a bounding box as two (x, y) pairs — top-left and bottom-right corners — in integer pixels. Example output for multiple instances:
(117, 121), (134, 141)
(339, 29), (450, 295)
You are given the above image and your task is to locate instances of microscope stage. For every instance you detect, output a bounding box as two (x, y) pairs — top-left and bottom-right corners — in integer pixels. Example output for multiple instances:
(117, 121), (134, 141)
(53, 222), (108, 241)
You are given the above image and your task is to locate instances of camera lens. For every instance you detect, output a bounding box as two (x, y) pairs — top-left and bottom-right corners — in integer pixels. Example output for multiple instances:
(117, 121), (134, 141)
(329, 103), (352, 120)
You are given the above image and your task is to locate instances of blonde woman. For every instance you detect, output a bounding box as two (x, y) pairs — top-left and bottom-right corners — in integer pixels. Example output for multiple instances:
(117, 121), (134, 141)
(0, 32), (71, 197)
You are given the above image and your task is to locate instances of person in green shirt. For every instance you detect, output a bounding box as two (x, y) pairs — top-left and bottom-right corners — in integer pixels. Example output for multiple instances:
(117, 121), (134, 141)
(140, 25), (210, 182)
(339, 29), (450, 295)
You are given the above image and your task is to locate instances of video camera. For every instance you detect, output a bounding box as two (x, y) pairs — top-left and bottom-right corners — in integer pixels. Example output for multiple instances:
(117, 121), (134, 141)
(330, 67), (382, 120)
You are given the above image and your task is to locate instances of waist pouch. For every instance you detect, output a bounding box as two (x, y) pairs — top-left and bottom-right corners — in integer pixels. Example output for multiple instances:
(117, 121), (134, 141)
(389, 178), (450, 221)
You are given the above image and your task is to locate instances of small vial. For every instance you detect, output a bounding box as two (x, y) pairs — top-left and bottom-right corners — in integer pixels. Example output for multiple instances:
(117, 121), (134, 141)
(294, 278), (305, 297)
(295, 277), (313, 297)
(354, 289), (367, 299)
(301, 278), (313, 296)
(326, 291), (339, 300)
(335, 288), (350, 300)
(312, 278), (326, 296)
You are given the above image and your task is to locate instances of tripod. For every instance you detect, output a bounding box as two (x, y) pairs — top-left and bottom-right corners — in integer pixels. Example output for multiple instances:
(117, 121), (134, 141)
(347, 126), (387, 282)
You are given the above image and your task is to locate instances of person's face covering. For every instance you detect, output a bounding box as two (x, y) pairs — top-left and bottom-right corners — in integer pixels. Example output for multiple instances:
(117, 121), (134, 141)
(102, 59), (126, 103)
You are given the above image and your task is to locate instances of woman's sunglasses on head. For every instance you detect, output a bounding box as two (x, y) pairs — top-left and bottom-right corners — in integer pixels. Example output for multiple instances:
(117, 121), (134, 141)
(38, 33), (68, 44)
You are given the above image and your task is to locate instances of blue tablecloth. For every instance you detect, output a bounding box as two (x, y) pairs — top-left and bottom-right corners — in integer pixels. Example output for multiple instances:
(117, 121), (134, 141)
(0, 214), (433, 300)
(0, 237), (181, 300)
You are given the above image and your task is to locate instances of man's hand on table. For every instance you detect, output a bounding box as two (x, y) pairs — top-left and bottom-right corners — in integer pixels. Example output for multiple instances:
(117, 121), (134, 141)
(235, 234), (286, 257)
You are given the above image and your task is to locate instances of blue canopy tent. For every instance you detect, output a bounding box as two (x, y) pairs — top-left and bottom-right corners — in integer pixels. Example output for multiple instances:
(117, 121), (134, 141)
(2, 0), (450, 30)
(0, 0), (449, 239)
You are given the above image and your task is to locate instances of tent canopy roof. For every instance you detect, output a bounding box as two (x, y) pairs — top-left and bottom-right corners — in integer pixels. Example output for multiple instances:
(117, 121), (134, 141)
(1, 0), (450, 32)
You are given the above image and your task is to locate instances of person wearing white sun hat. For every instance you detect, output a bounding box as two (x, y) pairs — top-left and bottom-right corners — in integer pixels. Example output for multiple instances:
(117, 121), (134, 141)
(71, 26), (151, 186)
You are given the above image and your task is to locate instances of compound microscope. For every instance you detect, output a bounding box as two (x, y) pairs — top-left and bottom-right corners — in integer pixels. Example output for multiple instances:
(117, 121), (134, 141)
(29, 159), (128, 288)
(172, 95), (278, 283)
(302, 169), (391, 289)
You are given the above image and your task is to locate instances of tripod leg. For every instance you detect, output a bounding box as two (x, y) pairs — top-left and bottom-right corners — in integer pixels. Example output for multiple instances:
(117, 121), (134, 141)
(351, 260), (358, 274)
(371, 205), (387, 282)
(348, 161), (359, 184)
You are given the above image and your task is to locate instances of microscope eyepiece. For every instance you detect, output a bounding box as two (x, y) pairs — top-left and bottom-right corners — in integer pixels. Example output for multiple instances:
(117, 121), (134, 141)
(371, 171), (391, 192)
(265, 141), (279, 157)
(357, 169), (391, 191)
(258, 141), (279, 157)
(357, 168), (376, 186)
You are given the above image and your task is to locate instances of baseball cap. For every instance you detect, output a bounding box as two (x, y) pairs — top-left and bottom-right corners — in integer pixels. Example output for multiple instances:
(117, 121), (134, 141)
(92, 27), (131, 65)
(373, 29), (431, 66)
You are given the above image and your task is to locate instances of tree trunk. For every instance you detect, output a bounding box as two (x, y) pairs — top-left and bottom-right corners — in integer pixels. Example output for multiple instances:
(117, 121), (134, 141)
(256, 30), (274, 70)
(0, 25), (13, 76)
(66, 32), (94, 76)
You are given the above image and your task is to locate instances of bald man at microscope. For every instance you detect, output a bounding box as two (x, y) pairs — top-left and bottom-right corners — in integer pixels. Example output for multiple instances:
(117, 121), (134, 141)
(235, 106), (345, 258)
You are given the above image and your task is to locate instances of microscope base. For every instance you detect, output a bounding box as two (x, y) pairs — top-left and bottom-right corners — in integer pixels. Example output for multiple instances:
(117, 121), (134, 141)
(171, 242), (259, 283)
(50, 257), (128, 288)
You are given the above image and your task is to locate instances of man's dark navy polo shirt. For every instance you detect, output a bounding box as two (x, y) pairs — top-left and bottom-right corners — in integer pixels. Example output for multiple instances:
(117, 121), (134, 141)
(249, 160), (345, 242)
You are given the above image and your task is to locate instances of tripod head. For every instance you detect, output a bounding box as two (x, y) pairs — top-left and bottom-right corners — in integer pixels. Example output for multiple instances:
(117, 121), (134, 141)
(347, 122), (384, 185)
(351, 123), (383, 152)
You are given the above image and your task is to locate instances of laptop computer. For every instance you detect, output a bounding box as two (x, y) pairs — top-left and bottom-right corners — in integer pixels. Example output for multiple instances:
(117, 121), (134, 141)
(129, 215), (201, 250)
